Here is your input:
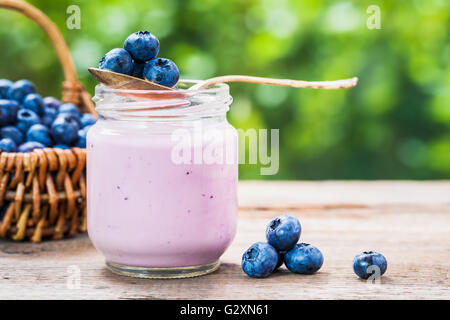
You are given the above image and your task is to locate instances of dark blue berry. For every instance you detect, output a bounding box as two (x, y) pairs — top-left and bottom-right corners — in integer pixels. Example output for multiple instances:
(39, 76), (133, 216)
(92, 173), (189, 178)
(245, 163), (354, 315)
(51, 114), (79, 145)
(6, 80), (35, 102)
(18, 141), (45, 153)
(241, 242), (278, 278)
(0, 126), (25, 145)
(266, 215), (301, 251)
(43, 96), (61, 110)
(124, 31), (159, 62)
(99, 48), (134, 75)
(284, 243), (324, 274)
(353, 251), (387, 280)
(275, 251), (285, 270)
(131, 60), (146, 79)
(16, 109), (40, 133)
(0, 138), (17, 152)
(58, 103), (80, 117)
(0, 99), (20, 125)
(23, 93), (45, 115)
(80, 113), (96, 128)
(41, 106), (58, 127)
(0, 79), (13, 98)
(143, 58), (179, 87)
(26, 124), (53, 147)
(75, 129), (87, 148)
(53, 144), (70, 150)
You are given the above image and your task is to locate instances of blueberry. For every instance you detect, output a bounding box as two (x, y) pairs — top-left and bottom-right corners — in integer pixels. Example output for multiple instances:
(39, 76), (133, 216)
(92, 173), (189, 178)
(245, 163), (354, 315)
(131, 60), (146, 79)
(43, 96), (61, 110)
(275, 251), (285, 271)
(18, 141), (45, 153)
(53, 144), (70, 150)
(99, 48), (134, 75)
(58, 103), (80, 117)
(26, 124), (53, 147)
(80, 113), (96, 128)
(353, 251), (387, 280)
(6, 80), (35, 102)
(23, 93), (45, 115)
(51, 114), (79, 145)
(75, 128), (87, 148)
(0, 79), (13, 98)
(241, 242), (278, 278)
(41, 106), (58, 127)
(284, 243), (324, 274)
(124, 31), (159, 62)
(16, 109), (40, 133)
(143, 58), (179, 87)
(0, 126), (25, 145)
(0, 99), (20, 125)
(266, 215), (301, 251)
(0, 138), (17, 152)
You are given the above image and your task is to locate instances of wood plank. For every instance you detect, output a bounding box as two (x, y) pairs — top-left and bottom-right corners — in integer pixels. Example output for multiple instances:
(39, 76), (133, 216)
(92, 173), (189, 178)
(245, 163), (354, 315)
(0, 181), (449, 299)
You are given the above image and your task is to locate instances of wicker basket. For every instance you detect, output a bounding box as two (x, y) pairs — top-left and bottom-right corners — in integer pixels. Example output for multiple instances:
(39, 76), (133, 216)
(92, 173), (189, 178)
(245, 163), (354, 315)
(0, 0), (96, 242)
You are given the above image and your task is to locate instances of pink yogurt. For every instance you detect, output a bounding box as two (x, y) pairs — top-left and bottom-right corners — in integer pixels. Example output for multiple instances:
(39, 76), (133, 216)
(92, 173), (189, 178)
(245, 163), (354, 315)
(87, 117), (238, 268)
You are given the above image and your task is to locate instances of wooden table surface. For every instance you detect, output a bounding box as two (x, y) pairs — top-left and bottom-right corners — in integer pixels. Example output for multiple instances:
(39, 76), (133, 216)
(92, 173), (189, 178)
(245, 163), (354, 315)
(0, 181), (449, 300)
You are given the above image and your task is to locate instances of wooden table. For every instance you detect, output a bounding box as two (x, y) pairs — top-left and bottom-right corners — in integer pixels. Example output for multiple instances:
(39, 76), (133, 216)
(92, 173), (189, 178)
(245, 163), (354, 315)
(0, 181), (449, 300)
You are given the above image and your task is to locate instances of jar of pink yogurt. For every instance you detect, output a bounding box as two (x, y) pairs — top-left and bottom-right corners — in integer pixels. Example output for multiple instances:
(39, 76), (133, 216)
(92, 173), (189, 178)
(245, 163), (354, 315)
(87, 81), (238, 278)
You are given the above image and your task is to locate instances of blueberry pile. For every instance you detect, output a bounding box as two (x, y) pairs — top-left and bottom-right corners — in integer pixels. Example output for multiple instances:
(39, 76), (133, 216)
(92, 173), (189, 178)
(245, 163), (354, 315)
(242, 215), (324, 278)
(0, 79), (95, 152)
(99, 31), (180, 88)
(242, 215), (388, 280)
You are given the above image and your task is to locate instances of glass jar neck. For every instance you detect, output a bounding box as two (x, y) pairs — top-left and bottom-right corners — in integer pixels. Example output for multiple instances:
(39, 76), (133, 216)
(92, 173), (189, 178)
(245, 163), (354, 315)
(93, 80), (232, 122)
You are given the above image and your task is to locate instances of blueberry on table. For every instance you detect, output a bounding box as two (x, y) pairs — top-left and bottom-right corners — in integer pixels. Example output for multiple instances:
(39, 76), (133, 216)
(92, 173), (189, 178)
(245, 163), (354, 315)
(0, 138), (17, 152)
(16, 109), (40, 133)
(6, 80), (35, 102)
(0, 79), (13, 98)
(26, 124), (53, 147)
(58, 103), (80, 117)
(99, 48), (134, 75)
(0, 126), (25, 145)
(143, 58), (179, 87)
(51, 114), (79, 145)
(43, 96), (61, 110)
(0, 99), (20, 125)
(131, 60), (146, 79)
(266, 214), (301, 251)
(23, 93), (45, 115)
(124, 31), (159, 62)
(18, 141), (45, 153)
(80, 113), (96, 128)
(285, 243), (323, 274)
(275, 251), (285, 271)
(41, 106), (58, 127)
(242, 242), (279, 278)
(353, 251), (387, 280)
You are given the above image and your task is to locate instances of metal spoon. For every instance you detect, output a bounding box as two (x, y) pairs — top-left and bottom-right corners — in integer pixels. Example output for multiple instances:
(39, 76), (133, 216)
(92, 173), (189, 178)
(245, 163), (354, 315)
(88, 67), (358, 93)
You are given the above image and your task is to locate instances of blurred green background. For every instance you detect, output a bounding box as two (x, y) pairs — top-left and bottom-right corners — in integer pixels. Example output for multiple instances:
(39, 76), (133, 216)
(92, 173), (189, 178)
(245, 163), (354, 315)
(0, 0), (448, 180)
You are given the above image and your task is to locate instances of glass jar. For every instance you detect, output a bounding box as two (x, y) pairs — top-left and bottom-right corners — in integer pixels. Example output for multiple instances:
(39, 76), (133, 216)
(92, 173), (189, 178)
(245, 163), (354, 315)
(87, 81), (238, 278)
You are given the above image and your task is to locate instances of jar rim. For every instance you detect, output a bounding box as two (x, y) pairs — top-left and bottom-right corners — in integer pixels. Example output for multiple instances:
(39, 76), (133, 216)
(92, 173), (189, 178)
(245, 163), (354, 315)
(93, 79), (233, 121)
(95, 79), (229, 95)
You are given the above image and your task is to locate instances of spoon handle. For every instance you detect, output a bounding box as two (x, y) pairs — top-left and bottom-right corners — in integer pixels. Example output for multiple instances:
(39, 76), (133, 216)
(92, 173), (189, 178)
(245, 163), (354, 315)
(191, 75), (358, 90)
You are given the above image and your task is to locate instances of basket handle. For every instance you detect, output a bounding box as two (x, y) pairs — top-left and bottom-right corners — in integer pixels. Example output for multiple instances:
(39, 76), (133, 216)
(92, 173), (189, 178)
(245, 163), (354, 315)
(0, 0), (96, 115)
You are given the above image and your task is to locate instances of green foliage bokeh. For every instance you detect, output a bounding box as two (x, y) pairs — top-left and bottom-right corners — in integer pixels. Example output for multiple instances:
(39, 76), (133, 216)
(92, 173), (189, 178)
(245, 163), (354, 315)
(0, 0), (448, 180)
